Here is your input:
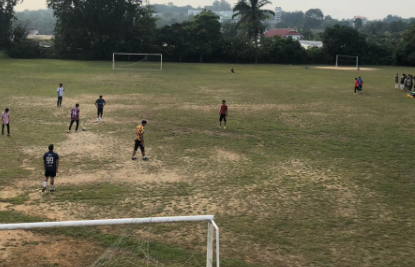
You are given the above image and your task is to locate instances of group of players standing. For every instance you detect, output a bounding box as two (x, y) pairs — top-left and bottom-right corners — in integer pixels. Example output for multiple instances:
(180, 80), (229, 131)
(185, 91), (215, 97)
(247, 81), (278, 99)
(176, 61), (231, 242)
(395, 73), (415, 91)
(41, 84), (229, 192)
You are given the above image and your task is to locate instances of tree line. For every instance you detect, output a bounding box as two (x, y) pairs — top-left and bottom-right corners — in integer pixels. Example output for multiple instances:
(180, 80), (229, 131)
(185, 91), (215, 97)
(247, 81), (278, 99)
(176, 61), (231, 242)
(1, 0), (415, 66)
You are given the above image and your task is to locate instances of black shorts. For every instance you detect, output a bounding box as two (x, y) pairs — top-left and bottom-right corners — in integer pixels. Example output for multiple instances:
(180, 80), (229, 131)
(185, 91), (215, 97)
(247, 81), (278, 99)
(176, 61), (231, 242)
(134, 140), (144, 151)
(219, 114), (227, 122)
(97, 108), (103, 116)
(45, 170), (56, 177)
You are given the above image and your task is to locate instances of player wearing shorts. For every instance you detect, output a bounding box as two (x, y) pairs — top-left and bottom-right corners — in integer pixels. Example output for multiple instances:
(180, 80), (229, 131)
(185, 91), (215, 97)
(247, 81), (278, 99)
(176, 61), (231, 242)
(358, 77), (363, 91)
(1, 108), (10, 136)
(57, 83), (65, 107)
(395, 73), (399, 90)
(354, 78), (360, 94)
(132, 120), (148, 161)
(95, 95), (106, 122)
(219, 100), (228, 129)
(67, 104), (80, 133)
(42, 144), (59, 192)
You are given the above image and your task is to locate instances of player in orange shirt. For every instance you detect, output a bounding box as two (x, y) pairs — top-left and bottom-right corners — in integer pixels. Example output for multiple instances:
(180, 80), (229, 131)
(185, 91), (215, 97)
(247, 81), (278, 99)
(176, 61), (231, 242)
(132, 120), (148, 161)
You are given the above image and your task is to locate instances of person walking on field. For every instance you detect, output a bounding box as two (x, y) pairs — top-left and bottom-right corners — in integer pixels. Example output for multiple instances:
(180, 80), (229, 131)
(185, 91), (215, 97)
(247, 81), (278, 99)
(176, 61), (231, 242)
(358, 76), (364, 91)
(1, 108), (10, 136)
(395, 73), (399, 90)
(57, 83), (65, 107)
(67, 104), (80, 133)
(95, 95), (106, 122)
(354, 78), (360, 94)
(219, 100), (228, 129)
(42, 144), (59, 192)
(132, 120), (148, 161)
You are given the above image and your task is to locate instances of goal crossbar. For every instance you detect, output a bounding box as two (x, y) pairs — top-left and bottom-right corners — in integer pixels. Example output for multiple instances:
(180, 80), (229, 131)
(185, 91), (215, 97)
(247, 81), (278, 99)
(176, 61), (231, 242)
(336, 54), (359, 70)
(0, 215), (219, 267)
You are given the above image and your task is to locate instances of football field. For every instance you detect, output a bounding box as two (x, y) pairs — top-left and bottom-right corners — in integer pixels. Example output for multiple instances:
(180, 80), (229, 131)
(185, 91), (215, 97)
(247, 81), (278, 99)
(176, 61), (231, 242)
(0, 54), (414, 267)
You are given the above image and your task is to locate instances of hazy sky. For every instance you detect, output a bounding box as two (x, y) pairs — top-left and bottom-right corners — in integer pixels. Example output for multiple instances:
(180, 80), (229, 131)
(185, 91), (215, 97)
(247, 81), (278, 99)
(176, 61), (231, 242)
(15, 0), (415, 20)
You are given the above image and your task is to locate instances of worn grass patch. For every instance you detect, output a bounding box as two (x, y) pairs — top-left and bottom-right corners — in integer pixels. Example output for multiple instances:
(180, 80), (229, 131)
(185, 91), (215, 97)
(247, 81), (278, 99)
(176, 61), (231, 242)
(0, 60), (414, 266)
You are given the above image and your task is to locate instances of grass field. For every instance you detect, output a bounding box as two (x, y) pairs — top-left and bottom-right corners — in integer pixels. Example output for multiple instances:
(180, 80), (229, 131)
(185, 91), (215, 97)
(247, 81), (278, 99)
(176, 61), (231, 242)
(0, 52), (414, 267)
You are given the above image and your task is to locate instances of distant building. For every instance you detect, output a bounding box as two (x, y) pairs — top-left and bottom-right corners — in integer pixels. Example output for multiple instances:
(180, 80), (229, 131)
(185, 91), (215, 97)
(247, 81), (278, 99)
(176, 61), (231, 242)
(299, 40), (323, 49)
(28, 28), (39, 36)
(216, 11), (234, 23)
(353, 16), (368, 26)
(275, 7), (282, 23)
(265, 28), (303, 40)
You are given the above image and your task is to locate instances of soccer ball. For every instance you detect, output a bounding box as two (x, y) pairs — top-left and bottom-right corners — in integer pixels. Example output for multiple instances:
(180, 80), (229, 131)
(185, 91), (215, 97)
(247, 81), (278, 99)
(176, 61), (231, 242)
(82, 126), (86, 131)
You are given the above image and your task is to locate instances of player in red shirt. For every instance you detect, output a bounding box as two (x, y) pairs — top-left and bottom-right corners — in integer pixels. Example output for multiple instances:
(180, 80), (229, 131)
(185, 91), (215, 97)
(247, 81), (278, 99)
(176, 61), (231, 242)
(354, 78), (360, 94)
(219, 100), (228, 129)
(67, 103), (80, 133)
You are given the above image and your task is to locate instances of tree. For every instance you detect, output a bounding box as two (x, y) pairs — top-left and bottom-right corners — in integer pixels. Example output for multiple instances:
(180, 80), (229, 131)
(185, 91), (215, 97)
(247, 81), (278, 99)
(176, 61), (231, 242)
(205, 0), (232, 11)
(47, 0), (153, 59)
(322, 25), (367, 62)
(0, 0), (22, 49)
(7, 25), (42, 58)
(393, 24), (415, 65)
(304, 8), (324, 29)
(191, 10), (222, 63)
(232, 0), (274, 63)
(259, 36), (307, 64)
(281, 11), (304, 28)
(159, 21), (192, 62)
(354, 18), (363, 30)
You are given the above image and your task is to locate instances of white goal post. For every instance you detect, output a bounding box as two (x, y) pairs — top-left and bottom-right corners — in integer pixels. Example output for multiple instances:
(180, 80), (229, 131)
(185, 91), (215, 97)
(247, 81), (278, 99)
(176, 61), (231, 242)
(113, 53), (163, 71)
(0, 215), (219, 267)
(336, 54), (359, 70)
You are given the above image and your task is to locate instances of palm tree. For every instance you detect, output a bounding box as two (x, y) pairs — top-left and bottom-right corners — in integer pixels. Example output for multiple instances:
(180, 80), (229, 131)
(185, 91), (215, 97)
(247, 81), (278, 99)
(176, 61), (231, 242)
(232, 0), (274, 63)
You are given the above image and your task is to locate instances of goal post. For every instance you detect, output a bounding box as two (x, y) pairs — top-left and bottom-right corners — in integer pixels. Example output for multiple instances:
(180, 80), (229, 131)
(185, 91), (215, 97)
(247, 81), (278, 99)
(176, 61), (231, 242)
(336, 54), (359, 70)
(0, 215), (219, 267)
(113, 53), (163, 71)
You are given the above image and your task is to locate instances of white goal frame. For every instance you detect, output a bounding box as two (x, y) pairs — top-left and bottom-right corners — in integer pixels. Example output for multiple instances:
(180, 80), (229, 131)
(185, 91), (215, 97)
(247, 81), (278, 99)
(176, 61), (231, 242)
(0, 215), (219, 267)
(336, 55), (359, 70)
(113, 53), (163, 71)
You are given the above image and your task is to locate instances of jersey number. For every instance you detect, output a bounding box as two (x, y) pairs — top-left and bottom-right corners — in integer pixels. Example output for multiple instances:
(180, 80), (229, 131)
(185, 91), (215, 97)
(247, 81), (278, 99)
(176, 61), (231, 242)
(72, 111), (77, 116)
(46, 157), (54, 165)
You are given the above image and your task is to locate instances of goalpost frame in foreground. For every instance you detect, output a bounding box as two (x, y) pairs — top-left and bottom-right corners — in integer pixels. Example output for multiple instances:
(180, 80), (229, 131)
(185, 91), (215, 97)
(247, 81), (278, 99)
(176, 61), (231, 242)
(112, 52), (163, 71)
(0, 215), (219, 267)
(335, 54), (359, 70)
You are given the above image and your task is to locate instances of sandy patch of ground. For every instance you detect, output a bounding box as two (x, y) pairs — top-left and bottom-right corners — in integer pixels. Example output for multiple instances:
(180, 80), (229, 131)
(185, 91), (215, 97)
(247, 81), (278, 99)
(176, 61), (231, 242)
(0, 188), (21, 199)
(0, 231), (103, 267)
(314, 66), (378, 71)
(213, 148), (248, 162)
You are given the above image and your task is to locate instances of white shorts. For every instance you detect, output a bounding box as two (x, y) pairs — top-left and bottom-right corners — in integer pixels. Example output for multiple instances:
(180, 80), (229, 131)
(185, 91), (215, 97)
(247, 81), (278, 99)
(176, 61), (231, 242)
(395, 83), (399, 89)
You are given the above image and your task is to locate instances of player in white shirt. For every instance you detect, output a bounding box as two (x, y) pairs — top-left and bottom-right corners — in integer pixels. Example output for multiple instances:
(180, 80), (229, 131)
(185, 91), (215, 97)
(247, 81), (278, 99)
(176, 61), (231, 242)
(57, 83), (65, 107)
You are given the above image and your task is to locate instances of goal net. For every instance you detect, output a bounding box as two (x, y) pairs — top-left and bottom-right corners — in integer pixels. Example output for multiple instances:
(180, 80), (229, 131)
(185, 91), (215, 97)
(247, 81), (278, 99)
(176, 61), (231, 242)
(113, 53), (163, 71)
(335, 55), (359, 70)
(0, 216), (219, 267)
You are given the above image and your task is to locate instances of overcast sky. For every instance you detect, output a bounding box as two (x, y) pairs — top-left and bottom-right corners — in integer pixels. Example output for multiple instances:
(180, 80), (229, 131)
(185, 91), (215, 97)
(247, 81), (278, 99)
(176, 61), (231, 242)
(15, 0), (415, 20)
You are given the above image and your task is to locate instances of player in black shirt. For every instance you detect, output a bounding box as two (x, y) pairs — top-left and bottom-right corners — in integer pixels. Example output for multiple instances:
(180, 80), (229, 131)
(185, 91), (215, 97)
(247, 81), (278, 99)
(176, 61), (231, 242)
(95, 95), (106, 122)
(42, 144), (59, 192)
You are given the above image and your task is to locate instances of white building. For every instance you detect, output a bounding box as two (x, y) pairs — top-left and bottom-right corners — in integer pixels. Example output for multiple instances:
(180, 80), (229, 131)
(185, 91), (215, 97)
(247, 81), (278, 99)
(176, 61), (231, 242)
(28, 28), (39, 36)
(299, 40), (323, 49)
(275, 7), (282, 23)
